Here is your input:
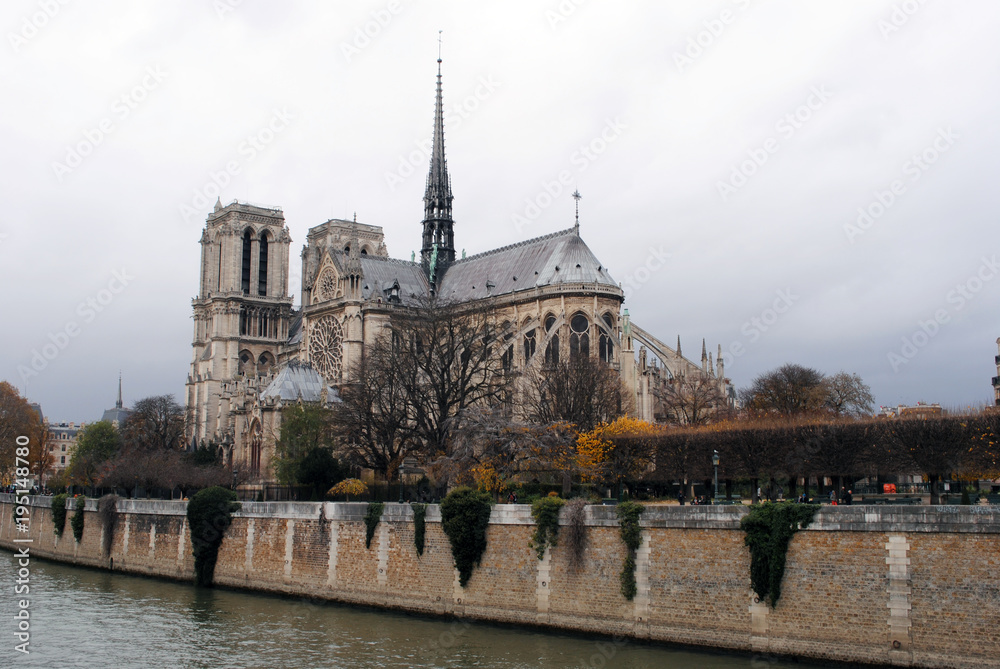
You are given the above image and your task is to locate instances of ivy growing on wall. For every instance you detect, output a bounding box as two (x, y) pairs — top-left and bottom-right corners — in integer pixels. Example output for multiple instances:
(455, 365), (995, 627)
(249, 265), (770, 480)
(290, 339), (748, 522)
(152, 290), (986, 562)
(98, 494), (119, 557)
(187, 486), (241, 587)
(616, 501), (645, 600)
(440, 487), (493, 587)
(412, 503), (427, 556)
(529, 496), (565, 560)
(740, 502), (819, 607)
(364, 502), (384, 549)
(70, 496), (86, 543)
(51, 493), (69, 538)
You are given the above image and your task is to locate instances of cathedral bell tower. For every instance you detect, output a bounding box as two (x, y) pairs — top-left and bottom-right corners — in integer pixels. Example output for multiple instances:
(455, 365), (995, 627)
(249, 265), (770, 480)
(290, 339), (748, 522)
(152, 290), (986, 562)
(186, 200), (293, 447)
(420, 53), (455, 285)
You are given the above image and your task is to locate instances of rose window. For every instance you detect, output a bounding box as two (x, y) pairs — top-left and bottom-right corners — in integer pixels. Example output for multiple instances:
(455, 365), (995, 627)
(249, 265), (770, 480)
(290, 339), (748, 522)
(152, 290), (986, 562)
(308, 315), (343, 381)
(318, 269), (338, 300)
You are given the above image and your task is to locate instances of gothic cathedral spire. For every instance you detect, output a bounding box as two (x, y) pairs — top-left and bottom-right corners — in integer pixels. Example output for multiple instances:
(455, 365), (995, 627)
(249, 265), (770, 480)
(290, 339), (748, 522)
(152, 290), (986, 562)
(421, 44), (455, 281)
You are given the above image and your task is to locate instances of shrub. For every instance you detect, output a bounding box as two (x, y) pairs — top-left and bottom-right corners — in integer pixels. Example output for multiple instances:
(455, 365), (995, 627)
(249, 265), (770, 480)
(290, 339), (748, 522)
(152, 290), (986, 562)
(98, 494), (119, 557)
(70, 496), (86, 543)
(187, 486), (241, 587)
(51, 493), (69, 538)
(440, 487), (493, 587)
(529, 496), (565, 560)
(616, 501), (645, 600)
(741, 502), (818, 607)
(412, 503), (427, 556)
(364, 502), (384, 549)
(563, 498), (588, 569)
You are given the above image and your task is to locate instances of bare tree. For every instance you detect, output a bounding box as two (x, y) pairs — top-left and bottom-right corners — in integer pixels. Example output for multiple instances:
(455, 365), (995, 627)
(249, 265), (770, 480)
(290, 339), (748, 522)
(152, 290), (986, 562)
(393, 298), (512, 456)
(741, 364), (828, 417)
(121, 395), (186, 452)
(331, 332), (419, 483)
(823, 372), (875, 417)
(652, 373), (726, 426)
(521, 357), (628, 432)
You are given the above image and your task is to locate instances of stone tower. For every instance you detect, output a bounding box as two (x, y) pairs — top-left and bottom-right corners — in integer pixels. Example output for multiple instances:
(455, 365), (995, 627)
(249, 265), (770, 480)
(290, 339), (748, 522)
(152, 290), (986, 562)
(186, 200), (293, 447)
(420, 56), (455, 285)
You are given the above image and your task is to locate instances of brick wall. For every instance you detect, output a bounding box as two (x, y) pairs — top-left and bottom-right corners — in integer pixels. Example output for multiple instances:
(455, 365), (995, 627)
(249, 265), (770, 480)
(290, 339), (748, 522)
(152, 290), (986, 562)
(2, 495), (998, 669)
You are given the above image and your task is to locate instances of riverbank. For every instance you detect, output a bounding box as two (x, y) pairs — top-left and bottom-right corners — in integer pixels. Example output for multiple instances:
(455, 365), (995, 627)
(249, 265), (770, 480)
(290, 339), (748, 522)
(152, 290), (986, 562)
(2, 494), (998, 668)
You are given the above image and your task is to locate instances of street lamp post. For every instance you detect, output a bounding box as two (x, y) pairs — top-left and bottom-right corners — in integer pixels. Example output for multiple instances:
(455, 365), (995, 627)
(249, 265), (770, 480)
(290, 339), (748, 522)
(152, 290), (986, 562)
(712, 450), (720, 502)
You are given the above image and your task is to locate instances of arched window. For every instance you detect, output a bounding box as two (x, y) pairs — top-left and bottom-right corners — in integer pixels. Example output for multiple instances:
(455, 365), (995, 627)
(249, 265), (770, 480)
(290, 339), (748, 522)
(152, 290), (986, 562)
(599, 313), (614, 363)
(241, 230), (253, 294)
(258, 352), (274, 375)
(501, 327), (514, 372)
(258, 232), (269, 296)
(570, 313), (590, 360)
(544, 315), (559, 366)
(239, 350), (253, 375)
(523, 327), (536, 361)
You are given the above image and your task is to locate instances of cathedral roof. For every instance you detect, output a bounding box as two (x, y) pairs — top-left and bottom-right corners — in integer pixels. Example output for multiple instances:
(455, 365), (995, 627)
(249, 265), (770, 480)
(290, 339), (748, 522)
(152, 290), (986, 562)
(260, 361), (340, 404)
(437, 227), (620, 302)
(357, 255), (431, 305)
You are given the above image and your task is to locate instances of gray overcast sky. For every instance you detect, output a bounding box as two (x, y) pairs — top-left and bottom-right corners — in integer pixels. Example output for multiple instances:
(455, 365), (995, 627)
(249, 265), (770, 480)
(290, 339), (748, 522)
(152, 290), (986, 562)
(2, 0), (998, 422)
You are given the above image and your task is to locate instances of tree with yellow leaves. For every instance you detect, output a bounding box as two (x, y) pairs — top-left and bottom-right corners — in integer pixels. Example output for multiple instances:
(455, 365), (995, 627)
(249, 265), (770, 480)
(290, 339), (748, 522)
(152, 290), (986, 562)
(576, 416), (659, 497)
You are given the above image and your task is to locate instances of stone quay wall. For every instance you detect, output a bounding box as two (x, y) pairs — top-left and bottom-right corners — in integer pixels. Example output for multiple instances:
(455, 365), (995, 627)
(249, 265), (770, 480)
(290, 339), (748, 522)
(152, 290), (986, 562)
(2, 493), (999, 669)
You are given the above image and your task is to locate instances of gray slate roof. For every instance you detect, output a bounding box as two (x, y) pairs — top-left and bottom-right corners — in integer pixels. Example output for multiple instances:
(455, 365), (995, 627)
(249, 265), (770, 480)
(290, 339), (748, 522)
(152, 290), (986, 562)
(101, 408), (131, 424)
(438, 227), (619, 302)
(358, 256), (431, 305)
(260, 361), (340, 404)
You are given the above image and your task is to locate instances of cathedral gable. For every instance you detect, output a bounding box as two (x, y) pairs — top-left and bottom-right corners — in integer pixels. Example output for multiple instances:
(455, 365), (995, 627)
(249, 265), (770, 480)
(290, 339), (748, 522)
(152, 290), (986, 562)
(311, 252), (343, 304)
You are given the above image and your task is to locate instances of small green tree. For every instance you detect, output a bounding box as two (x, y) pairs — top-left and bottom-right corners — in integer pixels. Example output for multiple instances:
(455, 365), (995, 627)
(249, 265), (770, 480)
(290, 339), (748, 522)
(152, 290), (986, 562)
(187, 486), (241, 587)
(616, 501), (644, 600)
(67, 421), (122, 487)
(296, 447), (347, 500)
(440, 487), (493, 587)
(274, 404), (336, 485)
(529, 496), (565, 560)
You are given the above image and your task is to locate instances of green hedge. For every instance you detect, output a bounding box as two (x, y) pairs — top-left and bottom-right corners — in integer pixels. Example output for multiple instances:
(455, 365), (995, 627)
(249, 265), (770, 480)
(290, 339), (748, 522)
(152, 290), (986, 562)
(364, 502), (384, 549)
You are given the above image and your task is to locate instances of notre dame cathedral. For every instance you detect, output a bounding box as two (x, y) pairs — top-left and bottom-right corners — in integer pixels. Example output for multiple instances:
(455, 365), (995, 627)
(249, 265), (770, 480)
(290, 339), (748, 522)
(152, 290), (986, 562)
(185, 58), (734, 482)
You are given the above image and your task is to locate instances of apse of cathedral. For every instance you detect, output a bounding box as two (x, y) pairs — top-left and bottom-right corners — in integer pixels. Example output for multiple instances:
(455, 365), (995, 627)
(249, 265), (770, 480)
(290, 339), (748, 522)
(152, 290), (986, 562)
(185, 57), (734, 481)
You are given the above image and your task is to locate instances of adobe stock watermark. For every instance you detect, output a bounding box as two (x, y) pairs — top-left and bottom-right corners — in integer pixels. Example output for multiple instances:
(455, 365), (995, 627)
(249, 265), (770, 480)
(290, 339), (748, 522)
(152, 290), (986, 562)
(545, 0), (590, 30)
(719, 288), (799, 367)
(178, 108), (294, 223)
(213, 0), (243, 20)
(843, 127), (958, 244)
(716, 85), (833, 202)
(17, 269), (134, 383)
(384, 75), (502, 192)
(512, 116), (628, 234)
(620, 246), (671, 300)
(578, 634), (631, 668)
(8, 0), (71, 53)
(340, 0), (409, 63)
(878, 0), (929, 39)
(887, 255), (999, 372)
(51, 65), (168, 183)
(673, 0), (755, 73)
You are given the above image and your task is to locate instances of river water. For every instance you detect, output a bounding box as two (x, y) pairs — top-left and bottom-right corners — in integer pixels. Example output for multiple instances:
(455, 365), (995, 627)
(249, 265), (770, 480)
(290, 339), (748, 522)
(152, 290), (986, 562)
(2, 550), (824, 669)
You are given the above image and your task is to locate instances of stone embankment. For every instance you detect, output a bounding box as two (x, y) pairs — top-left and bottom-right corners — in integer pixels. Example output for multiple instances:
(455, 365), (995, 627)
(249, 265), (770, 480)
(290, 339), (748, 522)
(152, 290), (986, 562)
(2, 494), (998, 669)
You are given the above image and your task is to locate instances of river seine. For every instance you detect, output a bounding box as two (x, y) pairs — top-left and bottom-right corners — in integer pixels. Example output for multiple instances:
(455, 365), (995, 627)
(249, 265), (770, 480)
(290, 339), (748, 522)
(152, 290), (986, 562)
(2, 550), (824, 668)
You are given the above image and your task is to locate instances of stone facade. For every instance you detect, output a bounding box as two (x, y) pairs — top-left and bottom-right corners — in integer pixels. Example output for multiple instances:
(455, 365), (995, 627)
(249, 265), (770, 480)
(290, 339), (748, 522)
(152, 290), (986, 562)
(3, 495), (999, 668)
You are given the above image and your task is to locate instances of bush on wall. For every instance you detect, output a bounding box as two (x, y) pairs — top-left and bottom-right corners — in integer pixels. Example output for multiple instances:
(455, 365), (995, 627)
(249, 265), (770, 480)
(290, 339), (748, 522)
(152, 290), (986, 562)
(51, 493), (69, 538)
(616, 501), (644, 600)
(412, 503), (427, 556)
(529, 496), (565, 560)
(70, 496), (86, 543)
(440, 487), (493, 587)
(187, 486), (241, 587)
(364, 502), (384, 549)
(741, 502), (818, 607)
(98, 494), (119, 557)
(562, 498), (588, 569)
